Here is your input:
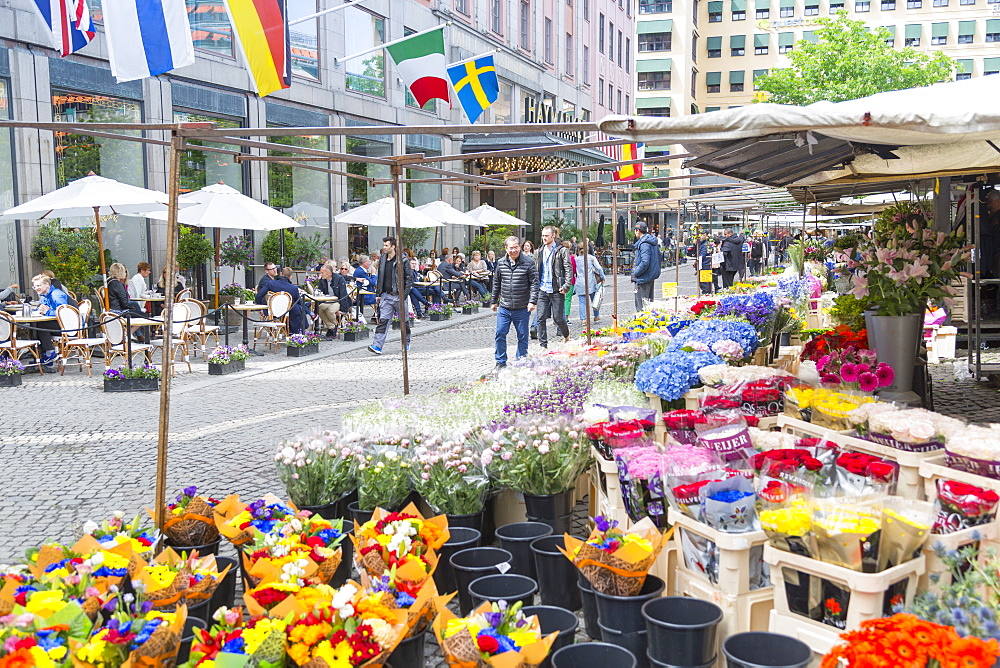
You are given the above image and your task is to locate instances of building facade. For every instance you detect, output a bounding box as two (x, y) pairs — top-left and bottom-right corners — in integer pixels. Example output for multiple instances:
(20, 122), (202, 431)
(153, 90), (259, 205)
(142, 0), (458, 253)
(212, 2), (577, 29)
(0, 0), (632, 291)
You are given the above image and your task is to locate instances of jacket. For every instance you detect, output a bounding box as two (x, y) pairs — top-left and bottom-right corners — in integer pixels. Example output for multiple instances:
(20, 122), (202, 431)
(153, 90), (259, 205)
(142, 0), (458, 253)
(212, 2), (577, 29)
(698, 241), (713, 271)
(631, 233), (661, 285)
(40, 286), (69, 316)
(108, 279), (135, 312)
(574, 254), (605, 293)
(256, 277), (305, 333)
(534, 242), (574, 294)
(375, 253), (414, 297)
(721, 233), (747, 272)
(316, 274), (352, 312)
(491, 251), (539, 310)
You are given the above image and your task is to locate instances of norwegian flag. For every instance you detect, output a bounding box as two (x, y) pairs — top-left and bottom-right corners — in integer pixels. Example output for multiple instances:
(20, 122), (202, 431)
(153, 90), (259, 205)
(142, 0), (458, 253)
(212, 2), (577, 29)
(31, 0), (96, 57)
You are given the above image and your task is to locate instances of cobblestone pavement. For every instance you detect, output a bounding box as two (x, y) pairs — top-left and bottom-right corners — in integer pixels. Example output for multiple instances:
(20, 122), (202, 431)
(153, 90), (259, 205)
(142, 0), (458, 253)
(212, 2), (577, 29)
(930, 350), (1000, 424)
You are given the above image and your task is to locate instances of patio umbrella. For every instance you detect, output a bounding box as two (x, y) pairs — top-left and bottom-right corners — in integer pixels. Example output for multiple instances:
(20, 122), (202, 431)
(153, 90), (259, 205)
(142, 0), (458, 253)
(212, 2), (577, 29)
(465, 204), (530, 227)
(595, 214), (606, 248)
(334, 197), (443, 229)
(416, 200), (484, 253)
(616, 215), (628, 248)
(0, 174), (178, 309)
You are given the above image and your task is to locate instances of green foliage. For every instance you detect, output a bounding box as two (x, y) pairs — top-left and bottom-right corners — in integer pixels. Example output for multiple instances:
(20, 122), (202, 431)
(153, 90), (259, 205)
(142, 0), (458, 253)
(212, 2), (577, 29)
(754, 11), (955, 105)
(786, 241), (806, 274)
(219, 235), (255, 268)
(262, 229), (299, 266)
(828, 293), (868, 330)
(400, 228), (432, 252)
(833, 233), (862, 252)
(29, 220), (102, 296)
(630, 181), (660, 202)
(260, 229), (330, 268)
(176, 227), (216, 269)
(465, 225), (520, 257)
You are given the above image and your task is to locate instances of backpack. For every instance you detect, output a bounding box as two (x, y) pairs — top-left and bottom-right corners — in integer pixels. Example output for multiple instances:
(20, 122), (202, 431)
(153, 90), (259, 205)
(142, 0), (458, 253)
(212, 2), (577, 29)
(644, 238), (662, 280)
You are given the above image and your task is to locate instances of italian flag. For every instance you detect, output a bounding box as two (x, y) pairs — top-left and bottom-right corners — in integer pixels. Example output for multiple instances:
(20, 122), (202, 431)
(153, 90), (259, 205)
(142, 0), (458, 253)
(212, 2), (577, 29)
(385, 28), (450, 108)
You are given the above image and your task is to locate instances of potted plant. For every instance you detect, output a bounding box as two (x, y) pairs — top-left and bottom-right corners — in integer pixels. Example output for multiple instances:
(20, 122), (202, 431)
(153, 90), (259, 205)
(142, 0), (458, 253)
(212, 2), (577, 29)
(390, 312), (414, 330)
(218, 283), (256, 326)
(207, 344), (250, 375)
(341, 320), (370, 342)
(459, 299), (480, 315)
(0, 358), (24, 387)
(219, 234), (254, 270)
(426, 303), (453, 322)
(103, 363), (161, 392)
(287, 332), (321, 357)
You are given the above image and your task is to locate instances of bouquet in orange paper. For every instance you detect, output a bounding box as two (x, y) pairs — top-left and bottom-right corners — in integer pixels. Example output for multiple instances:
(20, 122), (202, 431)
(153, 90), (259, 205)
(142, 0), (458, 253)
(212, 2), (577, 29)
(70, 596), (188, 668)
(243, 581), (342, 619)
(241, 515), (346, 589)
(148, 486), (223, 549)
(360, 566), (440, 635)
(433, 600), (557, 668)
(18, 538), (132, 618)
(353, 503), (449, 583)
(132, 548), (231, 611)
(561, 516), (669, 596)
(82, 512), (158, 559)
(187, 606), (288, 667)
(214, 495), (299, 548)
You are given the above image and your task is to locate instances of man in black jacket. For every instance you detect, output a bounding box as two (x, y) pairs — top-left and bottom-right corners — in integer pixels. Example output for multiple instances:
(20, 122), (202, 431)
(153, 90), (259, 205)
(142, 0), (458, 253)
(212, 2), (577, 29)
(720, 229), (746, 288)
(436, 253), (468, 302)
(491, 235), (539, 371)
(368, 236), (414, 355)
(533, 226), (573, 348)
(313, 262), (351, 339)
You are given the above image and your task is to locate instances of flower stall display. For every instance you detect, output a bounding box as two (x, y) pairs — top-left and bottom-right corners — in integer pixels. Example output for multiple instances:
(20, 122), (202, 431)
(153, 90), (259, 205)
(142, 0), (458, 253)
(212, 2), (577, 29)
(132, 548), (231, 611)
(0, 596), (95, 665)
(480, 413), (591, 496)
(861, 408), (965, 453)
(242, 582), (338, 619)
(353, 505), (448, 584)
(82, 512), (158, 558)
(561, 516), (668, 595)
(931, 480), (1000, 534)
(668, 320), (760, 360)
(71, 597), (188, 668)
(411, 435), (490, 517)
(149, 486), (222, 549)
(240, 515), (345, 589)
(186, 606), (288, 667)
(433, 600), (557, 668)
(636, 351), (723, 405)
(275, 431), (359, 508)
(213, 495), (298, 548)
(360, 569), (439, 636)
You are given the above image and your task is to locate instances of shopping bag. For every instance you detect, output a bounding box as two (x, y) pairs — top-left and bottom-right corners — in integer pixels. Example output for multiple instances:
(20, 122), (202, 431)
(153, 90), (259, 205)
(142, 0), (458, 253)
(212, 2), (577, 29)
(592, 284), (605, 310)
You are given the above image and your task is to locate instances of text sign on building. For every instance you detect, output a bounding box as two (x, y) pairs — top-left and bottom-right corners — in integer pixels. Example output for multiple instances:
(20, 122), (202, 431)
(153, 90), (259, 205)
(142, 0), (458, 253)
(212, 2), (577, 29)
(522, 98), (586, 141)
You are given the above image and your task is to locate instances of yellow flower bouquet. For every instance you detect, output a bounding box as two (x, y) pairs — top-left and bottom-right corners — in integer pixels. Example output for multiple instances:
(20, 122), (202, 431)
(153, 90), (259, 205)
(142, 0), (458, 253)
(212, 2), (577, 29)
(433, 600), (557, 668)
(132, 548), (231, 611)
(560, 516), (669, 596)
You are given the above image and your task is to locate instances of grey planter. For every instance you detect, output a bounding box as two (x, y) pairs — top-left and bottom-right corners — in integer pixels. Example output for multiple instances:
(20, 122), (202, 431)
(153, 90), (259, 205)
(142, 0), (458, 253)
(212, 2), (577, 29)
(343, 330), (370, 342)
(869, 313), (923, 405)
(428, 313), (447, 322)
(287, 343), (319, 357)
(0, 373), (23, 387)
(462, 306), (479, 315)
(104, 378), (159, 392)
(208, 359), (245, 375)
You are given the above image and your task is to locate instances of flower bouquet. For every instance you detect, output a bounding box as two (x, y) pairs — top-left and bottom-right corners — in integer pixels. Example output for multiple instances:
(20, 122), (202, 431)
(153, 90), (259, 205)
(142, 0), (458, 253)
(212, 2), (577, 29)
(800, 325), (869, 363)
(275, 431), (359, 508)
(213, 495), (298, 548)
(932, 479), (1000, 534)
(21, 538), (132, 616)
(0, 595), (94, 665)
(186, 606), (288, 667)
(147, 486), (223, 549)
(433, 600), (557, 668)
(132, 548), (232, 611)
(71, 596), (188, 668)
(817, 347), (895, 394)
(81, 512), (158, 559)
(865, 408), (964, 453)
(240, 515), (345, 589)
(811, 389), (877, 432)
(483, 413), (592, 496)
(944, 425), (1000, 479)
(242, 582), (338, 619)
(413, 436), (490, 516)
(359, 569), (439, 637)
(561, 516), (669, 596)
(352, 504), (448, 584)
(355, 447), (412, 512)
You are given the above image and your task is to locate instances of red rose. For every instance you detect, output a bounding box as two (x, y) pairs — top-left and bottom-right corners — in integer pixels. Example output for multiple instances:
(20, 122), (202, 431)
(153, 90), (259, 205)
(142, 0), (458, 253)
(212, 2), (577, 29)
(867, 461), (896, 481)
(477, 634), (501, 653)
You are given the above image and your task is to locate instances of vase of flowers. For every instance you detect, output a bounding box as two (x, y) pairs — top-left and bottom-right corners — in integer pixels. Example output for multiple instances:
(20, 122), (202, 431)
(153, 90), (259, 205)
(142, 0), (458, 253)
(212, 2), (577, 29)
(342, 319), (370, 342)
(206, 344), (249, 375)
(218, 283), (255, 326)
(0, 358), (24, 386)
(275, 429), (359, 511)
(103, 363), (161, 392)
(410, 433), (490, 533)
(286, 332), (321, 356)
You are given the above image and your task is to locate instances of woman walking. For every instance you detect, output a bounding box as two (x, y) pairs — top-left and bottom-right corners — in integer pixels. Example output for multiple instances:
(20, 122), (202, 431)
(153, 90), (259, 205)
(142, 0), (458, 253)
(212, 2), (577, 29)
(575, 242), (605, 322)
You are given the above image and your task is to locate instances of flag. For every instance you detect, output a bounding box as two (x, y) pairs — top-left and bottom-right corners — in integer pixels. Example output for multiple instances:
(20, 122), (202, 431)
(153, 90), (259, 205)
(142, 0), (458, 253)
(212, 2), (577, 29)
(447, 55), (499, 124)
(385, 28), (450, 108)
(222, 0), (291, 96)
(613, 143), (645, 182)
(103, 0), (195, 83)
(31, 0), (96, 57)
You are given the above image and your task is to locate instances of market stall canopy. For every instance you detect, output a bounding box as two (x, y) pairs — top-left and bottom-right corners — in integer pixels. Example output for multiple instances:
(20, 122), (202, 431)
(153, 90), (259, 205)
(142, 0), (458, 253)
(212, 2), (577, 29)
(597, 76), (1000, 201)
(334, 197), (443, 229)
(465, 204), (530, 227)
(0, 174), (176, 220)
(415, 200), (486, 227)
(146, 183), (301, 230)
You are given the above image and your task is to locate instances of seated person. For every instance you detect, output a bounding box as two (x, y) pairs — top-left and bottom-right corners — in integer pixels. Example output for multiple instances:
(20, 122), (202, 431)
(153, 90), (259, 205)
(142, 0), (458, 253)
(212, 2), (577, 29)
(436, 253), (468, 302)
(466, 250), (491, 298)
(108, 262), (148, 340)
(256, 267), (306, 334)
(0, 284), (20, 303)
(353, 259), (377, 310)
(314, 262), (351, 338)
(257, 262), (279, 291)
(30, 274), (67, 372)
(407, 258), (432, 318)
(152, 266), (184, 316)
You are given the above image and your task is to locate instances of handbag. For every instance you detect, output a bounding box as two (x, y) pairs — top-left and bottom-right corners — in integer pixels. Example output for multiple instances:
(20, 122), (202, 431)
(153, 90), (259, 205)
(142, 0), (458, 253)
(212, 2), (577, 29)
(592, 283), (605, 310)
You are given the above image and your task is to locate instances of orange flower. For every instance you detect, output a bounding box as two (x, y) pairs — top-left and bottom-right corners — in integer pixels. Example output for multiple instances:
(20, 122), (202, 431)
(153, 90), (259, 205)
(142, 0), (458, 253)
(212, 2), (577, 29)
(287, 642), (313, 666)
(288, 620), (333, 646)
(884, 631), (926, 668)
(356, 596), (399, 625)
(0, 649), (36, 668)
(419, 521), (446, 549)
(939, 636), (1000, 668)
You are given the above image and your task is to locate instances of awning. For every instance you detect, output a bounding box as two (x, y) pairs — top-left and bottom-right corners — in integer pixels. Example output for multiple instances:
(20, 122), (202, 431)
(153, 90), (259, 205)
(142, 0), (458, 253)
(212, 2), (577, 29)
(753, 69), (768, 80)
(883, 25), (896, 37)
(707, 36), (723, 49)
(638, 58), (672, 72)
(462, 132), (612, 172)
(988, 19), (1000, 33)
(731, 0), (747, 10)
(986, 57), (1000, 72)
(637, 96), (672, 108)
(706, 72), (722, 86)
(931, 22), (948, 37)
(708, 1), (724, 11)
(756, 0), (770, 8)
(905, 24), (921, 39)
(754, 33), (769, 47)
(803, 31), (818, 43)
(639, 19), (673, 33)
(730, 35), (746, 48)
(729, 70), (745, 84)
(959, 21), (975, 36)
(779, 0), (794, 8)
(778, 32), (794, 46)
(957, 59), (973, 75)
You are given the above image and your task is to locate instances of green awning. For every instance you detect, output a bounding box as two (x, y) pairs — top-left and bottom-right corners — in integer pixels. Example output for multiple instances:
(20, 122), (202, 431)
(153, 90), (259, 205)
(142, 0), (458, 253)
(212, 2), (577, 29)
(905, 24), (921, 38)
(754, 33), (769, 47)
(756, 0), (771, 8)
(729, 70), (745, 84)
(753, 68), (768, 78)
(731, 0), (747, 10)
(708, 1), (724, 11)
(778, 32), (794, 45)
(780, 0), (794, 7)
(638, 19), (673, 33)
(986, 57), (1000, 72)
(706, 71), (722, 85)
(730, 34), (746, 48)
(802, 31), (818, 43)
(957, 59), (973, 74)
(959, 20), (976, 36)
(882, 25), (896, 36)
(707, 36), (723, 49)
(637, 58), (672, 72)
(636, 96), (671, 107)
(988, 19), (1000, 32)
(931, 23), (948, 37)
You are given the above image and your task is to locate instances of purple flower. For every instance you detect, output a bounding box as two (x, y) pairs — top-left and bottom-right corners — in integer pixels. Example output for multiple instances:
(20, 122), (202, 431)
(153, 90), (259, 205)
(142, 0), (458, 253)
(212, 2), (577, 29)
(182, 486), (198, 498)
(594, 516), (618, 532)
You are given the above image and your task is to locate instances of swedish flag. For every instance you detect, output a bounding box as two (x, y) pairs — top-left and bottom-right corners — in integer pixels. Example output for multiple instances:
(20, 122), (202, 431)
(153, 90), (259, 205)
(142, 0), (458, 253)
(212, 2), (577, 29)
(447, 55), (499, 124)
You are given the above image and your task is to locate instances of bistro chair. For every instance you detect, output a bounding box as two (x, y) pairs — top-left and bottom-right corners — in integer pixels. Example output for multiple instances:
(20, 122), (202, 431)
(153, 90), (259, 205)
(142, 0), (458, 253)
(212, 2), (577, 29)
(0, 311), (44, 375)
(99, 311), (153, 368)
(175, 288), (193, 302)
(149, 301), (193, 374)
(55, 304), (104, 376)
(253, 291), (291, 352)
(181, 298), (219, 359)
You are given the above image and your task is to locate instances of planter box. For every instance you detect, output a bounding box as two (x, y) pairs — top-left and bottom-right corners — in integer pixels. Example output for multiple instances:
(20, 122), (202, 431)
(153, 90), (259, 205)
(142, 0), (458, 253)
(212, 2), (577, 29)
(428, 313), (447, 322)
(0, 373), (23, 387)
(287, 343), (319, 357)
(104, 378), (159, 392)
(343, 330), (370, 342)
(462, 306), (479, 315)
(208, 359), (245, 375)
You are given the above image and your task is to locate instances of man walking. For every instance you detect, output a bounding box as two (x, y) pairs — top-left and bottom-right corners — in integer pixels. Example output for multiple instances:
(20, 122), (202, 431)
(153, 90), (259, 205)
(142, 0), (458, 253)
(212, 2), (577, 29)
(491, 236), (538, 371)
(368, 236), (414, 355)
(533, 226), (573, 348)
(631, 221), (661, 311)
(720, 228), (746, 288)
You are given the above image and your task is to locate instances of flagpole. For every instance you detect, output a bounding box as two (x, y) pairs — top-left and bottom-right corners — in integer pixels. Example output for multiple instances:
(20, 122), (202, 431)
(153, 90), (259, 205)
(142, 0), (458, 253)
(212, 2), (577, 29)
(334, 23), (450, 64)
(449, 49), (500, 67)
(288, 0), (369, 26)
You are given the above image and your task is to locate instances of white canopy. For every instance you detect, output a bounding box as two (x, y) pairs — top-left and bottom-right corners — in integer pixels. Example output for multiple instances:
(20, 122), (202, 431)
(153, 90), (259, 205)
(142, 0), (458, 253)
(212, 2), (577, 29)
(146, 183), (301, 230)
(466, 204), (530, 227)
(415, 200), (486, 227)
(1, 174), (174, 220)
(334, 197), (443, 229)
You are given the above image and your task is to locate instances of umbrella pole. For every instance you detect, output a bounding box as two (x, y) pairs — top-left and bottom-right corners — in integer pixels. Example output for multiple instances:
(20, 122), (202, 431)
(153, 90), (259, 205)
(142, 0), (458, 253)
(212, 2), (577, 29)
(433, 226), (438, 254)
(214, 228), (220, 310)
(581, 186), (591, 346)
(392, 165), (409, 395)
(94, 206), (110, 310)
(612, 191), (618, 332)
(674, 205), (681, 313)
(154, 131), (183, 538)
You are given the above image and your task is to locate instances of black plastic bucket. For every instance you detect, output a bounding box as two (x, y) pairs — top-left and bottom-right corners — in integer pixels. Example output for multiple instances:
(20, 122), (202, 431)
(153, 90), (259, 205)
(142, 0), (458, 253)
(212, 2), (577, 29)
(468, 574), (538, 610)
(348, 501), (375, 527)
(551, 642), (637, 668)
(530, 535), (582, 611)
(524, 490), (576, 518)
(600, 621), (650, 668)
(527, 512), (573, 536)
(449, 546), (513, 615)
(594, 575), (665, 634)
(523, 605), (579, 668)
(298, 501), (339, 519)
(647, 652), (717, 668)
(446, 510), (485, 534)
(496, 522), (553, 579)
(436, 528), (481, 596)
(578, 578), (601, 640)
(722, 632), (812, 668)
(331, 526), (354, 588)
(643, 597), (723, 668)
(164, 536), (221, 556)
(386, 627), (428, 668)
(177, 616), (206, 664)
(210, 556), (237, 612)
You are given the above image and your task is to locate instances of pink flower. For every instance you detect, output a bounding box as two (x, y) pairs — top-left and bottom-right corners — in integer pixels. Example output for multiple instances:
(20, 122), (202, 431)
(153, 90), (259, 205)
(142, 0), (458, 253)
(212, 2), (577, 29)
(821, 373), (842, 385)
(855, 363), (871, 375)
(849, 274), (869, 299)
(817, 355), (831, 372)
(875, 363), (895, 387)
(840, 363), (858, 383)
(858, 372), (879, 392)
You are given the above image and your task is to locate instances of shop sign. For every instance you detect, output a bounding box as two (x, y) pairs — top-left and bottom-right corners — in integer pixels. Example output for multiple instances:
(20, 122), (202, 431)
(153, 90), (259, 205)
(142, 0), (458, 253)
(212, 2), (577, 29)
(522, 98), (585, 141)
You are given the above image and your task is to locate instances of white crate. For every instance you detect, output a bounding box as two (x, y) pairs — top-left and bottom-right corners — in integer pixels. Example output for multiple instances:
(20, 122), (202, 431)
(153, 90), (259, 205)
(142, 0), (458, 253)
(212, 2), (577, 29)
(668, 507), (770, 596)
(756, 415), (778, 431)
(674, 567), (774, 638)
(919, 453), (1000, 499)
(645, 391), (668, 444)
(590, 447), (631, 528)
(922, 522), (999, 593)
(651, 541), (679, 601)
(767, 608), (842, 660)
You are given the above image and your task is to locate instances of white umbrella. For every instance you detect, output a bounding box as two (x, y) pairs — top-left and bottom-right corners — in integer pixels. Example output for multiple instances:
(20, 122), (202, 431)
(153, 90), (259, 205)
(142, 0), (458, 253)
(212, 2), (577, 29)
(146, 183), (301, 230)
(334, 197), (443, 229)
(466, 204), (530, 227)
(1, 174), (181, 309)
(416, 200), (486, 227)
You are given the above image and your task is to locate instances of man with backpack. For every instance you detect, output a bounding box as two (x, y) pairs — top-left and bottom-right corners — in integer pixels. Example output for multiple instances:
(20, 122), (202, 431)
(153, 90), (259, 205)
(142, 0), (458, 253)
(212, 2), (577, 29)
(631, 221), (661, 311)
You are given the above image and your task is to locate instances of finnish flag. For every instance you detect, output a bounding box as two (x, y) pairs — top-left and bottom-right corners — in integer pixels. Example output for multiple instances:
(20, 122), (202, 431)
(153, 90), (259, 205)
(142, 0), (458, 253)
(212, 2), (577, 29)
(103, 0), (195, 82)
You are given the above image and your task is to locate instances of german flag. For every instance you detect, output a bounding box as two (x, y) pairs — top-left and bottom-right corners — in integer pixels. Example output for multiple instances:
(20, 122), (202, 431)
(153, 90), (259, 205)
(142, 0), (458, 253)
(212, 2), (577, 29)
(613, 143), (644, 182)
(223, 0), (291, 96)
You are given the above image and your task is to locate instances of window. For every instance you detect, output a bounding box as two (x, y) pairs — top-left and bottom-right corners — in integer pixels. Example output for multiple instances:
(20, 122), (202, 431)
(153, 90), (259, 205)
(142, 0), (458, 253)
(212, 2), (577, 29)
(616, 89), (622, 113)
(520, 2), (530, 48)
(608, 21), (614, 60)
(566, 34), (574, 75)
(959, 21), (975, 43)
(906, 0), (921, 6)
(957, 72), (972, 80)
(732, 46), (745, 55)
(640, 32), (671, 51)
(754, 34), (768, 54)
(494, 80), (513, 122)
(692, 33), (698, 59)
(344, 7), (385, 96)
(707, 83), (721, 92)
(778, 32), (793, 52)
(693, 0), (699, 24)
(707, 35), (721, 56)
(639, 0), (672, 11)
(933, 0), (948, 5)
(625, 38), (631, 71)
(598, 78), (605, 104)
(186, 0), (234, 56)
(989, 30), (1000, 42)
(931, 34), (946, 44)
(855, 1), (869, 10)
(987, 58), (1000, 75)
(753, 68), (768, 89)
(733, 9), (746, 18)
(804, 3), (818, 13)
(779, 5), (794, 15)
(960, 0), (975, 5)
(583, 45), (590, 82)
(958, 33), (973, 43)
(638, 71), (671, 89)
(491, 0), (503, 33)
(705, 106), (721, 111)
(637, 106), (670, 116)
(709, 9), (723, 20)
(609, 82), (614, 107)
(885, 34), (894, 45)
(598, 13), (605, 52)
(905, 25), (920, 46)
(756, 7), (770, 16)
(0, 81), (16, 290)
(584, 0), (589, 18)
(706, 71), (721, 91)
(625, 94), (629, 111)
(618, 30), (624, 67)
(544, 18), (553, 61)
(828, 0), (844, 8)
(931, 24), (948, 44)
(288, 0), (320, 80)
(691, 68), (697, 95)
(729, 70), (744, 91)
(731, 35), (745, 56)
(880, 1), (895, 8)
(456, 0), (468, 12)
(627, 0), (632, 15)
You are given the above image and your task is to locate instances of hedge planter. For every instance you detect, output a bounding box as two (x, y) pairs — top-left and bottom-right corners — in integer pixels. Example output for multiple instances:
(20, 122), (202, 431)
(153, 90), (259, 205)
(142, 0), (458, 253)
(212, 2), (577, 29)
(462, 306), (479, 315)
(104, 378), (159, 392)
(429, 313), (447, 322)
(287, 343), (319, 357)
(208, 359), (245, 375)
(343, 330), (370, 342)
(0, 374), (23, 387)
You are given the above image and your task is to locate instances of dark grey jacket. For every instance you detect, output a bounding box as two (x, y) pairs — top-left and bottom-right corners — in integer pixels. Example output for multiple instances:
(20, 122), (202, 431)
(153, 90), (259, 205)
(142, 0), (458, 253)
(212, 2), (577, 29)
(721, 233), (747, 273)
(534, 243), (574, 294)
(375, 253), (414, 297)
(491, 252), (539, 310)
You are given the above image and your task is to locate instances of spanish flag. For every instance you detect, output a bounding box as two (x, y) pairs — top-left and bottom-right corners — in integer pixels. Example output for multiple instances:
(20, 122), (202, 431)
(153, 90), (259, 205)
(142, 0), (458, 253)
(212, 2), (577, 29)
(222, 0), (291, 96)
(613, 143), (645, 182)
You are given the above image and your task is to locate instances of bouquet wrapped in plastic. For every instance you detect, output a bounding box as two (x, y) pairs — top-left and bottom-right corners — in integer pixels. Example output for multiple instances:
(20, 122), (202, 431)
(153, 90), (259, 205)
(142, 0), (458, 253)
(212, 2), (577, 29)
(148, 486), (223, 548)
(71, 599), (188, 668)
(700, 476), (758, 533)
(561, 516), (669, 596)
(352, 503), (449, 583)
(433, 600), (557, 668)
(187, 606), (288, 667)
(932, 479), (1000, 534)
(810, 496), (883, 572)
(241, 515), (345, 589)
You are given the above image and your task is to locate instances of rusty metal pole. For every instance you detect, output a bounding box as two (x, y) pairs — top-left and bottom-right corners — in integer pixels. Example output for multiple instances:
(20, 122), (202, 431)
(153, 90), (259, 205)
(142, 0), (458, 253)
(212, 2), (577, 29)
(392, 164), (410, 395)
(581, 185), (592, 345)
(611, 191), (619, 332)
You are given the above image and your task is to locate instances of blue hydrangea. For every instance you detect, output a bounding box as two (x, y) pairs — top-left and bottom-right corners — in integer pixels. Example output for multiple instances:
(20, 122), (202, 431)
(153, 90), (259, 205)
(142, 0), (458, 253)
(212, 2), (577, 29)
(636, 351), (723, 401)
(686, 351), (727, 385)
(714, 292), (775, 331)
(667, 320), (759, 358)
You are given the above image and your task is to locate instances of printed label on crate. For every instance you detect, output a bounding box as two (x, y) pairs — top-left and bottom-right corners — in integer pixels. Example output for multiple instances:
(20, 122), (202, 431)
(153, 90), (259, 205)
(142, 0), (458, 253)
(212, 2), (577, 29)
(866, 432), (944, 453)
(669, 429), (698, 445)
(946, 450), (1000, 480)
(697, 425), (754, 463)
(741, 399), (783, 418)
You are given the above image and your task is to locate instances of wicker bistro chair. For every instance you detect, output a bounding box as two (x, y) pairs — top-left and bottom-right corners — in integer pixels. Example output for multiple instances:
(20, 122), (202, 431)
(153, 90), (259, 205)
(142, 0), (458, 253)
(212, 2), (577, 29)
(99, 311), (153, 368)
(175, 288), (193, 302)
(149, 301), (193, 374)
(77, 298), (92, 326)
(253, 291), (292, 352)
(55, 304), (105, 376)
(0, 311), (44, 375)
(181, 299), (220, 359)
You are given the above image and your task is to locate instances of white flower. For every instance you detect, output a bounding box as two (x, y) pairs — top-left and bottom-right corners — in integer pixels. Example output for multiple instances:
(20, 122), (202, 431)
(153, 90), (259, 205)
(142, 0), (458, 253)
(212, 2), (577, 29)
(82, 520), (99, 535)
(538, 444), (550, 455)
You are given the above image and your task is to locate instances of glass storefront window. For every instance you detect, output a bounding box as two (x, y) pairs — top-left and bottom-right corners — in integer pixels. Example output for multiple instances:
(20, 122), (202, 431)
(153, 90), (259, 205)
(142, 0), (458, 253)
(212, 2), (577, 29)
(346, 135), (392, 254)
(289, 0), (320, 80)
(563, 173), (578, 225)
(187, 0), (234, 57)
(404, 138), (442, 253)
(0, 80), (18, 289)
(494, 80), (513, 123)
(172, 111), (244, 193)
(268, 132), (332, 268)
(344, 7), (385, 96)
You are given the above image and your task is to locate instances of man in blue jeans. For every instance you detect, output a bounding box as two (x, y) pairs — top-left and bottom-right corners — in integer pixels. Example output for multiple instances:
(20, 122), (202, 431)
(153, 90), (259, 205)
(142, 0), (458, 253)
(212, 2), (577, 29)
(491, 236), (538, 373)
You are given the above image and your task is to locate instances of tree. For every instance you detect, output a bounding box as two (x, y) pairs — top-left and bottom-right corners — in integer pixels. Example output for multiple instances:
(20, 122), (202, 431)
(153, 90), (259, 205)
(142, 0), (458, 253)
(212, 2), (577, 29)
(754, 11), (955, 106)
(631, 181), (660, 202)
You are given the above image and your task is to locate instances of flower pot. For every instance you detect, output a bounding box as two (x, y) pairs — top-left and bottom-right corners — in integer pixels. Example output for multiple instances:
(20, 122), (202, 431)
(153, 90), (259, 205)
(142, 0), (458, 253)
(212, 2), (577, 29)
(594, 575), (665, 634)
(207, 359), (245, 375)
(868, 313), (923, 405)
(531, 535), (583, 611)
(387, 627), (428, 668)
(599, 622), (649, 668)
(449, 546), (513, 616)
(551, 642), (637, 668)
(336, 490), (358, 519)
(298, 501), (341, 520)
(429, 313), (447, 322)
(578, 576), (602, 640)
(721, 632), (812, 668)
(177, 616), (206, 665)
(526, 512), (574, 536)
(642, 597), (722, 668)
(209, 556), (238, 613)
(446, 509), (485, 534)
(104, 378), (159, 392)
(468, 573), (537, 610)
(523, 605), (579, 668)
(436, 527), (481, 596)
(331, 526), (354, 588)
(163, 536), (221, 556)
(287, 343), (319, 357)
(496, 522), (553, 579)
(524, 490), (576, 519)
(0, 373), (22, 387)
(348, 501), (376, 527)
(462, 306), (479, 315)
(343, 330), (369, 342)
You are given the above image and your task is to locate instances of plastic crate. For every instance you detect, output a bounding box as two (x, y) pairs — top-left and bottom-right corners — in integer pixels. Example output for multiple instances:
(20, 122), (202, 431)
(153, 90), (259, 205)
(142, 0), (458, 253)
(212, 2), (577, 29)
(757, 415), (779, 432)
(767, 608), (842, 659)
(668, 507), (770, 596)
(651, 541), (679, 600)
(919, 453), (1000, 499)
(921, 522), (999, 593)
(590, 447), (631, 528)
(674, 567), (774, 638)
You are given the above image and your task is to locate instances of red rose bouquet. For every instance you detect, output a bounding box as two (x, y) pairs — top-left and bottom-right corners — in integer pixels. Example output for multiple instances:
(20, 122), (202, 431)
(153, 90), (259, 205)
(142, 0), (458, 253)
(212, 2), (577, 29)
(932, 480), (1000, 534)
(662, 409), (707, 445)
(835, 452), (898, 495)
